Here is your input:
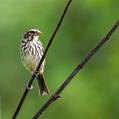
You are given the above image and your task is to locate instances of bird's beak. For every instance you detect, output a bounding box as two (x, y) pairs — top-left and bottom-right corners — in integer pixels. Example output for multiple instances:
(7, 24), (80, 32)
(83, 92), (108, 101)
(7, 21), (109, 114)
(36, 31), (42, 36)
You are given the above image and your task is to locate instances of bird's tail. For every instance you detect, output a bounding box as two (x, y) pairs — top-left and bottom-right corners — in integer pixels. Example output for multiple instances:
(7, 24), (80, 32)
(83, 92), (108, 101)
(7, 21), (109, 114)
(36, 74), (50, 96)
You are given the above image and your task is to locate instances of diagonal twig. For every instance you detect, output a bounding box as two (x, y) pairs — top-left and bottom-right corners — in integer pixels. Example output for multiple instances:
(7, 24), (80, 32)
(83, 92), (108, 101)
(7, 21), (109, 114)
(12, 0), (72, 119)
(32, 20), (119, 119)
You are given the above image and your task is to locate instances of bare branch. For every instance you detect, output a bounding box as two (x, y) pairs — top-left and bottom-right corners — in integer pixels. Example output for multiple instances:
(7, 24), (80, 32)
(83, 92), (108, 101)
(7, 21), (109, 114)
(12, 0), (72, 119)
(32, 20), (119, 119)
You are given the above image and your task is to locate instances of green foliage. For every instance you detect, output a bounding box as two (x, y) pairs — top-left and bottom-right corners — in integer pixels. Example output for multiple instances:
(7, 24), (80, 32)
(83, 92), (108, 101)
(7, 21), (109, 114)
(0, 0), (119, 119)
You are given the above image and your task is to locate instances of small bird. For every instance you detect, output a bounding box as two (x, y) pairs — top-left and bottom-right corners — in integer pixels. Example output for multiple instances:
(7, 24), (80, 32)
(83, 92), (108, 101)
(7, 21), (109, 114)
(20, 29), (50, 96)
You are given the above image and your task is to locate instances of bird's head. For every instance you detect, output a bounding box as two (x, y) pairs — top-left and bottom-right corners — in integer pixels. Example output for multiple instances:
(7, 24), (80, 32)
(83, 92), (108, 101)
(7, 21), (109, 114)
(23, 29), (42, 42)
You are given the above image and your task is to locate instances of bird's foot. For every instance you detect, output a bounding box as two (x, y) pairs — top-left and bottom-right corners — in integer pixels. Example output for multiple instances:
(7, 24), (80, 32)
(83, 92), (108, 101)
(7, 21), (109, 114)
(26, 82), (33, 90)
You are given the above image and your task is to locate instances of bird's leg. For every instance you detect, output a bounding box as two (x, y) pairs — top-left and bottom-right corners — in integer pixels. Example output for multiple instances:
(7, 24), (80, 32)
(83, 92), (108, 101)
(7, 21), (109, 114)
(32, 70), (39, 78)
(26, 70), (39, 90)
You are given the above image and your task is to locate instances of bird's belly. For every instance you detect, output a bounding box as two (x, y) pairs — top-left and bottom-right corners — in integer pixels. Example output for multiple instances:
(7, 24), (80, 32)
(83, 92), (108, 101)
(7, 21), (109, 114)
(22, 54), (45, 74)
(22, 54), (38, 73)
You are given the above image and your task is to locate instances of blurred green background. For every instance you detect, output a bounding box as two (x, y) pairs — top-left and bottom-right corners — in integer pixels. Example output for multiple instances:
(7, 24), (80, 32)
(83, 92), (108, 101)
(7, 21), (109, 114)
(0, 0), (119, 119)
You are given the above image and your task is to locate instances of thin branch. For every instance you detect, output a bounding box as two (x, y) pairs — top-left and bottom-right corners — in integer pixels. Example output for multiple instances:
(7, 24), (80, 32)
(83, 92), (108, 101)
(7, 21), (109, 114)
(12, 0), (72, 119)
(33, 20), (119, 119)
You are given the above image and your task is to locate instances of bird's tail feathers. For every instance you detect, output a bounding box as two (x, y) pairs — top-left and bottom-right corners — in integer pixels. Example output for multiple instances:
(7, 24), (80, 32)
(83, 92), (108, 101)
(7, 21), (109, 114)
(37, 74), (50, 96)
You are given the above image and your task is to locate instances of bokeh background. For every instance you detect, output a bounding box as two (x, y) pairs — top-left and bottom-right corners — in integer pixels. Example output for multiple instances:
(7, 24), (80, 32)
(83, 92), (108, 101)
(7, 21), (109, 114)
(0, 0), (119, 119)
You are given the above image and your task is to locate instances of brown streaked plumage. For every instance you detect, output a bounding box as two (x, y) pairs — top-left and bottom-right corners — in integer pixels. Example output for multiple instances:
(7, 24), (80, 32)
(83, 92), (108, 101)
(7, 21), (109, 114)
(20, 29), (50, 96)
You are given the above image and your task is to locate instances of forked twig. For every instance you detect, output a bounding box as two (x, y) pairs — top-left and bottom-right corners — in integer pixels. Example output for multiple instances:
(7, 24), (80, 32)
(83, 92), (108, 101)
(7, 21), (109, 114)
(33, 20), (119, 119)
(12, 0), (72, 118)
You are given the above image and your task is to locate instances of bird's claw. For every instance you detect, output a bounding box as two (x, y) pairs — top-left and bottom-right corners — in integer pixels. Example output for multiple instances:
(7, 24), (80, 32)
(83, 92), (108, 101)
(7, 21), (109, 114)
(26, 82), (33, 90)
(33, 70), (39, 78)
